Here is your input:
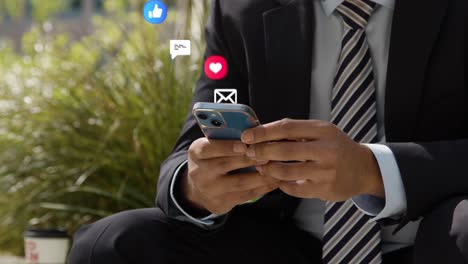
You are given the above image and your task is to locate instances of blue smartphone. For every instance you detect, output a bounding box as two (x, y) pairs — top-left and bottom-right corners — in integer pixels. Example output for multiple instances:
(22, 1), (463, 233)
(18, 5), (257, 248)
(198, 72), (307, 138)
(193, 103), (262, 203)
(193, 102), (260, 140)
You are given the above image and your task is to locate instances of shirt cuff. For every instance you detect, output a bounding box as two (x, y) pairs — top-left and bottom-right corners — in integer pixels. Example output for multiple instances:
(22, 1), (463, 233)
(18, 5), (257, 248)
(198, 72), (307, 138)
(169, 160), (221, 225)
(352, 144), (407, 221)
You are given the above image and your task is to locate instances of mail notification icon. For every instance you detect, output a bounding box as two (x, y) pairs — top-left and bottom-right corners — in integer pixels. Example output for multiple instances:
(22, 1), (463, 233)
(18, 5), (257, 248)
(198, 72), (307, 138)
(214, 89), (237, 104)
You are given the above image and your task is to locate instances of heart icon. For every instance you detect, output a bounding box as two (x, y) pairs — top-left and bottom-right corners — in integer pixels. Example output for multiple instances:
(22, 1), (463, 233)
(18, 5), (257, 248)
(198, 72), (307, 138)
(209, 63), (222, 74)
(204, 55), (228, 80)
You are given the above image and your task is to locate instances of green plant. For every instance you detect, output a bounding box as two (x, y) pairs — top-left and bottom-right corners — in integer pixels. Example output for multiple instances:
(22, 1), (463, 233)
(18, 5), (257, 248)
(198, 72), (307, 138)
(0, 0), (209, 255)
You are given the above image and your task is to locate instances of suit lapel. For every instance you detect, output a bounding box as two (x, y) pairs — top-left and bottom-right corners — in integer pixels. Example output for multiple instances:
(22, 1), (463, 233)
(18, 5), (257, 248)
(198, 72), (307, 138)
(385, 0), (448, 141)
(257, 0), (314, 123)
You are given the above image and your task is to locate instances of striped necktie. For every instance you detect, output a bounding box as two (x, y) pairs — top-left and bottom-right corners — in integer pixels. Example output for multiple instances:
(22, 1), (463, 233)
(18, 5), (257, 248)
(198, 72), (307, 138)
(323, 0), (383, 263)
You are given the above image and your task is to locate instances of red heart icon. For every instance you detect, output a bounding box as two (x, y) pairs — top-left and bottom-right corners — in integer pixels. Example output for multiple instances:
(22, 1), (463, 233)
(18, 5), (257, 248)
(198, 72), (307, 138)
(204, 55), (228, 80)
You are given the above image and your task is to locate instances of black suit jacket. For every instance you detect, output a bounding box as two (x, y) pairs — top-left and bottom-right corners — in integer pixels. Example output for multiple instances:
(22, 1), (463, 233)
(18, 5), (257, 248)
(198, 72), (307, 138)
(157, 0), (467, 228)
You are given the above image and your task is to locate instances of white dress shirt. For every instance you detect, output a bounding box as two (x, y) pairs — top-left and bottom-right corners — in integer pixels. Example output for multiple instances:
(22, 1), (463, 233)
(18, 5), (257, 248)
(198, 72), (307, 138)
(169, 0), (421, 255)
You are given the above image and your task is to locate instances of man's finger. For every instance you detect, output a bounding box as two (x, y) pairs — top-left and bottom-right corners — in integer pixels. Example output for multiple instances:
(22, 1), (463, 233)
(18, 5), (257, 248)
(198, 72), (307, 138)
(226, 183), (278, 205)
(278, 180), (324, 199)
(211, 172), (278, 195)
(257, 161), (329, 182)
(190, 138), (247, 159)
(202, 156), (258, 174)
(247, 141), (326, 161)
(241, 119), (333, 144)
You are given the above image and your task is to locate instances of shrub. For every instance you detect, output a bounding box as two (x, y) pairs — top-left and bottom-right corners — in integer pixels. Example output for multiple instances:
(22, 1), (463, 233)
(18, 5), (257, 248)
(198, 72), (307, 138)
(0, 1), (207, 254)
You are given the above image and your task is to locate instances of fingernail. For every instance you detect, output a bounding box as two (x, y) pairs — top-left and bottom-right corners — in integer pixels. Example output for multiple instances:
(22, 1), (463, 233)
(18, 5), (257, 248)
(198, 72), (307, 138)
(256, 160), (268, 165)
(233, 143), (246, 153)
(246, 147), (255, 158)
(256, 165), (263, 174)
(242, 130), (254, 144)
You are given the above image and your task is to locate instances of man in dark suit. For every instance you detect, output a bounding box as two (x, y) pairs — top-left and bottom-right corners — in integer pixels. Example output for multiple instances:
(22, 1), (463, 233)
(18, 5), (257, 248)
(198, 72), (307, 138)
(68, 0), (467, 263)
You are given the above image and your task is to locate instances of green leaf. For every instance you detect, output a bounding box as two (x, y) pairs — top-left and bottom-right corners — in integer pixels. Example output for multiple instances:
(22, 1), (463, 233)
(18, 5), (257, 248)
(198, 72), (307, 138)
(37, 202), (112, 217)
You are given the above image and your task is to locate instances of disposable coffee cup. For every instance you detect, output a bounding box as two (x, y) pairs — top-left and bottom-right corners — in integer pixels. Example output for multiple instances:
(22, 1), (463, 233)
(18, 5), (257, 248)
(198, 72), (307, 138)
(23, 228), (70, 264)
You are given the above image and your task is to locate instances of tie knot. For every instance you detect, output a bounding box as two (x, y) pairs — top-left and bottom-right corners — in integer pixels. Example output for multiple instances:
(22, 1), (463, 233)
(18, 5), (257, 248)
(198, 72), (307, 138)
(337, 0), (377, 29)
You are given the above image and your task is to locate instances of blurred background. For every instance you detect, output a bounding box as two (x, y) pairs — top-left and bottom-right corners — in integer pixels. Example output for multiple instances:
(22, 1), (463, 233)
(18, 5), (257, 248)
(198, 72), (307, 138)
(0, 0), (209, 257)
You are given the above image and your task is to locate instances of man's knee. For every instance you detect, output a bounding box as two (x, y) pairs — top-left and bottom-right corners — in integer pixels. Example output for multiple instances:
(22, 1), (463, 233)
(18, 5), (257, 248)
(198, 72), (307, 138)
(415, 196), (468, 263)
(68, 208), (175, 264)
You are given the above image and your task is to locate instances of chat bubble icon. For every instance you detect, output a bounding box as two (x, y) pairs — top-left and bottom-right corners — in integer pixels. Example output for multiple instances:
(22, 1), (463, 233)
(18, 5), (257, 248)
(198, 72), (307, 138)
(170, 40), (191, 60)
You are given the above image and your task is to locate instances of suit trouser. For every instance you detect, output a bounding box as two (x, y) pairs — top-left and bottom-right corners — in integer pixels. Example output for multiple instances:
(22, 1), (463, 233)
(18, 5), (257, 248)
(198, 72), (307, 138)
(68, 197), (468, 264)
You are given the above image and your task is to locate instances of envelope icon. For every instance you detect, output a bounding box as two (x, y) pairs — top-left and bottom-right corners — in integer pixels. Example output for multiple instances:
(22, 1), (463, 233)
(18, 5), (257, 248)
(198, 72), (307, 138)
(214, 89), (237, 104)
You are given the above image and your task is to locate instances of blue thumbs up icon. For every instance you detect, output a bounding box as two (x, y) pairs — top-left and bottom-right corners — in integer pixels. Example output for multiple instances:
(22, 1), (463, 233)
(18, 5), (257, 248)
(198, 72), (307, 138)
(143, 1), (167, 24)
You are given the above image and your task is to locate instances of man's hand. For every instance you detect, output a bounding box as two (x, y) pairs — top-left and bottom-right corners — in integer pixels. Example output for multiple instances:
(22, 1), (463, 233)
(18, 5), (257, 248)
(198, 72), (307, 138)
(181, 138), (279, 216)
(240, 119), (384, 202)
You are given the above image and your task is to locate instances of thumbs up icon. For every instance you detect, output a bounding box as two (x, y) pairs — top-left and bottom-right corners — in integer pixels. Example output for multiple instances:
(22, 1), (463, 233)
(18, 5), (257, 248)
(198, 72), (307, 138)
(143, 1), (167, 24)
(148, 4), (163, 19)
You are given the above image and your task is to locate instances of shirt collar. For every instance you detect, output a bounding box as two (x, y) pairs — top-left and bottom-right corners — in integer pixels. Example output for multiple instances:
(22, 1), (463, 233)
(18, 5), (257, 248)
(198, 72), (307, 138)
(320, 0), (395, 17)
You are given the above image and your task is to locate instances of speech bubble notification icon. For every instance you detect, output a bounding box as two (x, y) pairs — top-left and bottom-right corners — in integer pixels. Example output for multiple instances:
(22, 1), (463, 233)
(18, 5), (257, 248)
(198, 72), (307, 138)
(170, 40), (191, 60)
(204, 55), (228, 80)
